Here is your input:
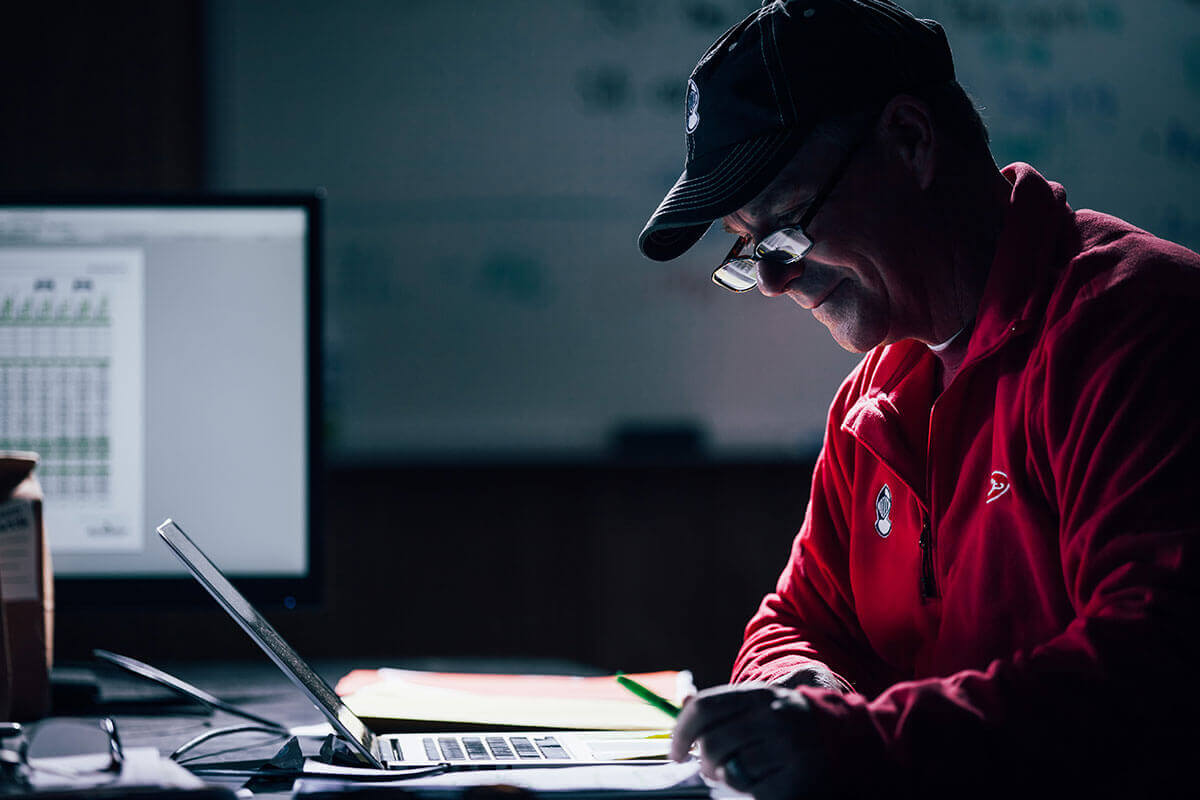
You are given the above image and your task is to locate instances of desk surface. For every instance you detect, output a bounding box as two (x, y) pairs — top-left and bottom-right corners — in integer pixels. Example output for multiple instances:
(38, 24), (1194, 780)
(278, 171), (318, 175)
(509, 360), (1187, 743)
(76, 658), (339, 797)
(56, 656), (602, 796)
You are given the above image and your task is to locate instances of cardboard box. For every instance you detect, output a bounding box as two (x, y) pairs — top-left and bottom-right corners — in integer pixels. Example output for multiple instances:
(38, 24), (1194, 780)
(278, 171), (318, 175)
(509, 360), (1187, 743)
(0, 452), (54, 720)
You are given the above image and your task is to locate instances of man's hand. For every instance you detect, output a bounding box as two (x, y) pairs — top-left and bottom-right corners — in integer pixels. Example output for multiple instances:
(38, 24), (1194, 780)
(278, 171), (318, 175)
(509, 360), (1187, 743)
(670, 683), (828, 799)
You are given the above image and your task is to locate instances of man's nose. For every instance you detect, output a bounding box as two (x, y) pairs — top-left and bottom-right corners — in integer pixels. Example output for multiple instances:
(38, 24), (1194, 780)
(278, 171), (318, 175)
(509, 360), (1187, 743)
(756, 254), (803, 297)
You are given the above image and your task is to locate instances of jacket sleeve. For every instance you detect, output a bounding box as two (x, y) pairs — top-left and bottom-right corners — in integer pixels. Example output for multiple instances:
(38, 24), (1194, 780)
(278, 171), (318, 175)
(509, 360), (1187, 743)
(796, 250), (1200, 798)
(732, 384), (900, 697)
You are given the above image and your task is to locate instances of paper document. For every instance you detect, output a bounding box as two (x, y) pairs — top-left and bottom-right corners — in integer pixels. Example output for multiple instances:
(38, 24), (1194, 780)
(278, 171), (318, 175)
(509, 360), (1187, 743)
(335, 669), (693, 731)
(28, 747), (204, 792)
(295, 760), (709, 798)
(0, 248), (146, 553)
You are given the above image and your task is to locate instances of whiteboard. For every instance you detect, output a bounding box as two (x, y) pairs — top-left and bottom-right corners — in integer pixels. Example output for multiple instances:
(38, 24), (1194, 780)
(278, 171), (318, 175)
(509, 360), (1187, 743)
(205, 0), (1200, 461)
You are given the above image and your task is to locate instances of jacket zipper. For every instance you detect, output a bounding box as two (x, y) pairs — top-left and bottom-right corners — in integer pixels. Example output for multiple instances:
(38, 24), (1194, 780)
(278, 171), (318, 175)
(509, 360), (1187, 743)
(917, 322), (1025, 602)
(919, 513), (937, 600)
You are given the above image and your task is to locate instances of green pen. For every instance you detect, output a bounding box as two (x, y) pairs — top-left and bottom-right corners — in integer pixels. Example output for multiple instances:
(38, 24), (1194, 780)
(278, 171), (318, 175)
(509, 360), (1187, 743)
(616, 672), (682, 718)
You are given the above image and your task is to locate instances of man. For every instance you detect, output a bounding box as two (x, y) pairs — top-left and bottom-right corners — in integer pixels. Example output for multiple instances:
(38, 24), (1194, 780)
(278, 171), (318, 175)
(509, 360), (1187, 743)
(638, 1), (1200, 798)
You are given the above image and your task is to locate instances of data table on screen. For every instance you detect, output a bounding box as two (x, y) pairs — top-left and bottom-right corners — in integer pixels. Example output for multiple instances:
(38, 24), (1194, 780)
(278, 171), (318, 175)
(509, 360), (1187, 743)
(0, 248), (144, 553)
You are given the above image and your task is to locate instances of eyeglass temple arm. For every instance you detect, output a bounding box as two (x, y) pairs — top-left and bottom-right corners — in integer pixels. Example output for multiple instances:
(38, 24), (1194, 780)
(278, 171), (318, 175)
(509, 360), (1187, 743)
(93, 649), (287, 731)
(721, 233), (751, 263)
(797, 125), (875, 230)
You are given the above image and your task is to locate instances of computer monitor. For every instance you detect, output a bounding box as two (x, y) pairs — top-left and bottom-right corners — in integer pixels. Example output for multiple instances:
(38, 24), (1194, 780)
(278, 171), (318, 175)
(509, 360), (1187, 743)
(0, 194), (322, 607)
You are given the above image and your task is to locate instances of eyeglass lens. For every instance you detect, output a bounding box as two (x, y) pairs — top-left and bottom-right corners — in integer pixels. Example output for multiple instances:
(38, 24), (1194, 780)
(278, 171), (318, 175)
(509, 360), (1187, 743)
(712, 228), (813, 293)
(24, 718), (123, 775)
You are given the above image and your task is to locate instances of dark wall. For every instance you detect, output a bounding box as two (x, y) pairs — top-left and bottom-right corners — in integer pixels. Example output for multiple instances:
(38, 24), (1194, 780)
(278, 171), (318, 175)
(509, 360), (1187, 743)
(0, 1), (205, 194)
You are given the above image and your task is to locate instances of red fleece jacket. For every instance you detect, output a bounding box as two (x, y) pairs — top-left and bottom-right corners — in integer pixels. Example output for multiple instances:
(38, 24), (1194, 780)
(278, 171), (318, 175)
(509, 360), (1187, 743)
(732, 163), (1200, 797)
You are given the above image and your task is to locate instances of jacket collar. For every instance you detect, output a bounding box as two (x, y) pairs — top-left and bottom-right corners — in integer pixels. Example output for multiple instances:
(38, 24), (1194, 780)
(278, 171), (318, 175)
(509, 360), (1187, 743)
(839, 163), (1074, 500)
(963, 162), (1073, 364)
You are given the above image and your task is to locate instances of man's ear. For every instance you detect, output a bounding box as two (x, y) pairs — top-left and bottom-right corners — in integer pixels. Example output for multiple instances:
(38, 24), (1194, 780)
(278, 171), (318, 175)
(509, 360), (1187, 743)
(878, 94), (936, 190)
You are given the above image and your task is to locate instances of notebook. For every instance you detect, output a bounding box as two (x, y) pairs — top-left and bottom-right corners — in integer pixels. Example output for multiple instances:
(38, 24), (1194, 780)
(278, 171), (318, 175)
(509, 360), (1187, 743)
(156, 518), (672, 770)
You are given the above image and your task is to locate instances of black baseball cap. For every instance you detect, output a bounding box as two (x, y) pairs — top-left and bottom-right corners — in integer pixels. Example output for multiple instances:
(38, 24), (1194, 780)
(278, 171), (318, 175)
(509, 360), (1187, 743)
(638, 0), (955, 262)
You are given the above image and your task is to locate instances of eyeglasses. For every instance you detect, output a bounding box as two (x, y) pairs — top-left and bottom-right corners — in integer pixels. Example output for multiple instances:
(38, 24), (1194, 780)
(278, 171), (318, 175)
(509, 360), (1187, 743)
(1, 718), (123, 790)
(712, 129), (869, 293)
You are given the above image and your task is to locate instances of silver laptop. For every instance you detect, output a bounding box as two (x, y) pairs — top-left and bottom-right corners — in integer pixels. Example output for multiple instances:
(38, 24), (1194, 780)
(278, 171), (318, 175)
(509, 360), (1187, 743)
(157, 518), (672, 770)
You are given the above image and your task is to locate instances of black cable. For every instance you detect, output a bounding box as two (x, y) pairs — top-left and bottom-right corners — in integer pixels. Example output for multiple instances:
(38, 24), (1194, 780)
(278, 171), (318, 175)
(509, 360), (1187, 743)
(184, 763), (451, 780)
(172, 725), (453, 782)
(170, 724), (290, 763)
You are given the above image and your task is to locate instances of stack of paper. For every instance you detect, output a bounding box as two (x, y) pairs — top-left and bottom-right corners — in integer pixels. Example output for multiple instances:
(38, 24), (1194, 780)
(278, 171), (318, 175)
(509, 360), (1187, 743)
(334, 669), (693, 732)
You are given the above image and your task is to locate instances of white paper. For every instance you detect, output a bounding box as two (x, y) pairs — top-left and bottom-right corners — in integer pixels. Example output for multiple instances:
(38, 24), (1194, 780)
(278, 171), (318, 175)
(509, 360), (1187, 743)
(28, 747), (203, 791)
(301, 759), (705, 792)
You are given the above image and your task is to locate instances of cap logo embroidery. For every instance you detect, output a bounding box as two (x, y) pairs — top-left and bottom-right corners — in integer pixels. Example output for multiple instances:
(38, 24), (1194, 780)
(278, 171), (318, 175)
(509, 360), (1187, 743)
(986, 470), (1010, 504)
(686, 79), (700, 133)
(874, 484), (892, 538)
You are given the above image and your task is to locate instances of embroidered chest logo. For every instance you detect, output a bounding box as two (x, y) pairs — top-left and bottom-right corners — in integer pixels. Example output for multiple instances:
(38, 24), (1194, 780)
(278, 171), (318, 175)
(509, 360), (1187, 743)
(987, 470), (1010, 504)
(874, 484), (893, 538)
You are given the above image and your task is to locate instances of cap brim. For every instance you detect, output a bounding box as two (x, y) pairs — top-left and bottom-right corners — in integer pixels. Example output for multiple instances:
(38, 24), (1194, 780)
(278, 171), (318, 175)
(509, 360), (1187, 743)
(638, 129), (806, 261)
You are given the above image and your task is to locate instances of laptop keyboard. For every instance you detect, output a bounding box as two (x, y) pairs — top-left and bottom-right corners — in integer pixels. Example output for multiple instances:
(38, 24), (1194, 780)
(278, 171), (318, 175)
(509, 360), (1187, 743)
(390, 735), (572, 763)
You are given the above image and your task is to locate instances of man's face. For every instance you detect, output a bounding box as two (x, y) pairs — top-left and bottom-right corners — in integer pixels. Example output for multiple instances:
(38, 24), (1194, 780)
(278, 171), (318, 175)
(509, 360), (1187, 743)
(722, 131), (923, 353)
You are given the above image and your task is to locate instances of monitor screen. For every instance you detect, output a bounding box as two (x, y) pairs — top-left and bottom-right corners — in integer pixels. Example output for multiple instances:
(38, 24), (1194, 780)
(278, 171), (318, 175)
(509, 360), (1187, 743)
(0, 195), (322, 606)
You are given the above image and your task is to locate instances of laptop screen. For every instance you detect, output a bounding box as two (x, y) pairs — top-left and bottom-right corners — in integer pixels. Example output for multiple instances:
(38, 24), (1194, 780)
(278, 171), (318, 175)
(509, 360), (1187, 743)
(157, 518), (379, 766)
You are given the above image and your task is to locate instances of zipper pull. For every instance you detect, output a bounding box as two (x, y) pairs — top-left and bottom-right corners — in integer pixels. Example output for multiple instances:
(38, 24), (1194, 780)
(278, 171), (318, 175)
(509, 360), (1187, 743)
(919, 514), (937, 600)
